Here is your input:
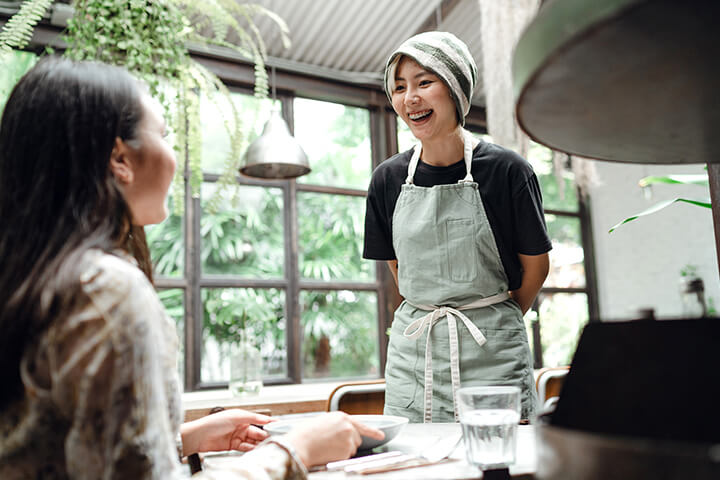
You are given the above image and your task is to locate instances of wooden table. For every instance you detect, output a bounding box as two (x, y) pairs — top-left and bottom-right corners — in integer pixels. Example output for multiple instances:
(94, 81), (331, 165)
(203, 424), (536, 479)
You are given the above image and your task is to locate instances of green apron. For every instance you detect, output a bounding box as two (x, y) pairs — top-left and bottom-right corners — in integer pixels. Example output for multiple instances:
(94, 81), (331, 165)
(384, 130), (537, 423)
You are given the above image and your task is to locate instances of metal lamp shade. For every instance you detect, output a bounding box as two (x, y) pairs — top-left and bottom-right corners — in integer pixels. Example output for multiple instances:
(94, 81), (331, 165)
(239, 111), (310, 179)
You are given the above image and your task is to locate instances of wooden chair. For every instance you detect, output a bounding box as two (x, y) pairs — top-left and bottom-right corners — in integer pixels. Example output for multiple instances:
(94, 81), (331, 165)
(536, 366), (570, 411)
(326, 379), (386, 414)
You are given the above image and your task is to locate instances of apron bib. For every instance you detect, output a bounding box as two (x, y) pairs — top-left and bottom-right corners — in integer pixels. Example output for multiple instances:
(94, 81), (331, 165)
(384, 130), (537, 422)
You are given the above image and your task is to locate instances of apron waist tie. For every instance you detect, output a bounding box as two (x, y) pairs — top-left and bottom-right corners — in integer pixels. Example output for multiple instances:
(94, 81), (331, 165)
(402, 291), (511, 423)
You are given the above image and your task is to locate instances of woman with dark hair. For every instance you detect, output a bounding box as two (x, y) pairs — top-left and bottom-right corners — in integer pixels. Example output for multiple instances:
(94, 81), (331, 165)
(0, 57), (381, 479)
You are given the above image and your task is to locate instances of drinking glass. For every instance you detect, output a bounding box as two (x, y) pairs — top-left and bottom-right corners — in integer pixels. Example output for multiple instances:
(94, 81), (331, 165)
(457, 385), (521, 470)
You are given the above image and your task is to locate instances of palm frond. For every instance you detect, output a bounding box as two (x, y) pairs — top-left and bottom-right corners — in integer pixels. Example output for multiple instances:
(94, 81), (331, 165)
(609, 197), (712, 233)
(638, 174), (709, 188)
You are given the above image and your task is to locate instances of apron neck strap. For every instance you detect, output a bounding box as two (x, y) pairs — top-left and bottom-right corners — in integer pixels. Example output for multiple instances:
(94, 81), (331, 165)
(405, 129), (478, 185)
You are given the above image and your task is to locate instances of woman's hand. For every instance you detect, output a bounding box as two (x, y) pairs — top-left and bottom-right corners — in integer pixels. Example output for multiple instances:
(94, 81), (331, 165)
(283, 411), (385, 467)
(180, 408), (273, 456)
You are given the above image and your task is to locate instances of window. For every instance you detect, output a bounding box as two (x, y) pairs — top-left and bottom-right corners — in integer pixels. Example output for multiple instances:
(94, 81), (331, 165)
(524, 142), (594, 367)
(151, 88), (385, 389)
(146, 64), (596, 388)
(0, 51), (37, 111)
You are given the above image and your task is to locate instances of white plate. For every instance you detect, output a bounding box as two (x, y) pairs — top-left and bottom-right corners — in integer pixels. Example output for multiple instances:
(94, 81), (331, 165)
(264, 414), (409, 450)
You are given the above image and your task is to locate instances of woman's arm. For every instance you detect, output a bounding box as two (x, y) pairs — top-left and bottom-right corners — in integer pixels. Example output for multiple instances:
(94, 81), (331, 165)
(180, 409), (272, 456)
(386, 260), (399, 286)
(510, 253), (550, 314)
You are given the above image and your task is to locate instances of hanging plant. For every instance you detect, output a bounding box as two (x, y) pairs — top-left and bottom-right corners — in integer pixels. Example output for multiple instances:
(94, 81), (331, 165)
(1, 0), (290, 212)
(0, 0), (53, 55)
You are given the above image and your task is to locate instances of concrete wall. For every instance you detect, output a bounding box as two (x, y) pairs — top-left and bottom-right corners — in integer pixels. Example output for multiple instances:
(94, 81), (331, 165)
(588, 161), (718, 319)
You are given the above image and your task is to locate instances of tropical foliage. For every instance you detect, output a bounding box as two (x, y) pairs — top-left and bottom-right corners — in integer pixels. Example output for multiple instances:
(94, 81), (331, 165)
(145, 93), (380, 383)
(609, 171), (711, 232)
(0, 50), (36, 111)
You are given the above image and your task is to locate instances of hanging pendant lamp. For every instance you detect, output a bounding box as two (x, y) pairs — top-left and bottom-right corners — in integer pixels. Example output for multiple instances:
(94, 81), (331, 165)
(239, 109), (310, 179)
(239, 66), (311, 180)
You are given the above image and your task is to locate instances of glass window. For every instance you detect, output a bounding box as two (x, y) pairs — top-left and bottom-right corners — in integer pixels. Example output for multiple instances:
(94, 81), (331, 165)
(298, 192), (374, 282)
(157, 288), (185, 389)
(147, 195), (184, 277)
(201, 182), (284, 278)
(527, 142), (579, 212)
(535, 292), (588, 367)
(300, 290), (378, 379)
(545, 214), (586, 288)
(0, 51), (37, 111)
(201, 287), (287, 383)
(199, 91), (278, 174)
(294, 98), (371, 189)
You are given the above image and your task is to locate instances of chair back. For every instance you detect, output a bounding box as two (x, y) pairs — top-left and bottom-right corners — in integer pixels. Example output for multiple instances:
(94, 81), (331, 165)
(326, 379), (385, 414)
(535, 366), (569, 411)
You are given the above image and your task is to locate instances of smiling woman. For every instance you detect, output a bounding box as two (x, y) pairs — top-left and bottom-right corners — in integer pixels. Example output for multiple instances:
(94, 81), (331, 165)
(364, 31), (552, 424)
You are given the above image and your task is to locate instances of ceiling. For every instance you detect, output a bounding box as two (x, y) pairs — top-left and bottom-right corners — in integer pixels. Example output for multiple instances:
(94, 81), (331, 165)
(2, 0), (488, 105)
(252, 0), (486, 106)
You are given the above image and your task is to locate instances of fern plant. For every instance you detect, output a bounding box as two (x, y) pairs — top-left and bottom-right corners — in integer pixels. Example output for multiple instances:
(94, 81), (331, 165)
(1, 0), (290, 212)
(0, 0), (53, 55)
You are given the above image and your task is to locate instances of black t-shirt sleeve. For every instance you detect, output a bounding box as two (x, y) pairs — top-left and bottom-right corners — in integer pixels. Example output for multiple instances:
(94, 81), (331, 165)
(363, 174), (395, 260)
(363, 152), (409, 260)
(512, 169), (554, 256)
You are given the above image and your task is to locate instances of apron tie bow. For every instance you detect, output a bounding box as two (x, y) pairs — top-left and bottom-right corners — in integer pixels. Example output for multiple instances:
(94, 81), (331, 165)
(403, 292), (510, 423)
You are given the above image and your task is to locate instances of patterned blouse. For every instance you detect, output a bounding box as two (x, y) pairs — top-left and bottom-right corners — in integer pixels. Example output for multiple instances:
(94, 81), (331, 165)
(0, 249), (305, 480)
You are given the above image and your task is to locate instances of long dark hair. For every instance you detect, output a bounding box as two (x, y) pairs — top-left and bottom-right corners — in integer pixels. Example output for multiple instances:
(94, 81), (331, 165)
(0, 57), (152, 406)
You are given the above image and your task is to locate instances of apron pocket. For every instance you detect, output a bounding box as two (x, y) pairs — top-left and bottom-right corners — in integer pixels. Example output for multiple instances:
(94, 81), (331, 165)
(384, 324), (420, 409)
(445, 218), (478, 283)
(459, 328), (532, 382)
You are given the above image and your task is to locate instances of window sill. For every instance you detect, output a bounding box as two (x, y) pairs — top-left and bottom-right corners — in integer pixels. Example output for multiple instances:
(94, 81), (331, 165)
(182, 381), (345, 421)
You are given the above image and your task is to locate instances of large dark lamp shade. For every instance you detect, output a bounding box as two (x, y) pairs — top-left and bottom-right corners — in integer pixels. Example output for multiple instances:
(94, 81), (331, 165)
(512, 0), (720, 164)
(239, 111), (310, 179)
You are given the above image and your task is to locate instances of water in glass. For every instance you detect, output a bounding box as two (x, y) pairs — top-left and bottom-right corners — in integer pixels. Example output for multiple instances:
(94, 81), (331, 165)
(460, 408), (520, 469)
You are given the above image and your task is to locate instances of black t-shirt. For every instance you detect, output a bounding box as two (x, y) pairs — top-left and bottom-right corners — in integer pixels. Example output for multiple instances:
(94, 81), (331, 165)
(363, 140), (552, 290)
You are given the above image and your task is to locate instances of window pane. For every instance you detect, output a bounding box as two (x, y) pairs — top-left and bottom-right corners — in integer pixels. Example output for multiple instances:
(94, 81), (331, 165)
(0, 51), (37, 111)
(294, 98), (371, 189)
(537, 292), (588, 367)
(300, 290), (378, 379)
(157, 288), (185, 390)
(200, 91), (278, 174)
(201, 288), (287, 383)
(147, 194), (184, 277)
(298, 192), (374, 282)
(397, 118), (415, 153)
(201, 182), (284, 277)
(527, 142), (579, 212)
(545, 214), (586, 288)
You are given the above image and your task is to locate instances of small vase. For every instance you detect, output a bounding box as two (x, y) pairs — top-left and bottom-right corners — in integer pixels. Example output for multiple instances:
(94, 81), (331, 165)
(229, 336), (263, 396)
(679, 276), (707, 318)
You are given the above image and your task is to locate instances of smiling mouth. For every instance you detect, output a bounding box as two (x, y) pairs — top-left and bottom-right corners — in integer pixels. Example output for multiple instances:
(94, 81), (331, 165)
(408, 110), (433, 122)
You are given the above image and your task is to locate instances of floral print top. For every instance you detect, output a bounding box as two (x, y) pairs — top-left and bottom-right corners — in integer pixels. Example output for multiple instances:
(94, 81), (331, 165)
(0, 249), (305, 480)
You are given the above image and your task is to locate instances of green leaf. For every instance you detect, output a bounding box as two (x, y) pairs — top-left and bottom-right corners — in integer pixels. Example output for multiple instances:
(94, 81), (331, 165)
(638, 174), (709, 187)
(609, 197), (712, 233)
